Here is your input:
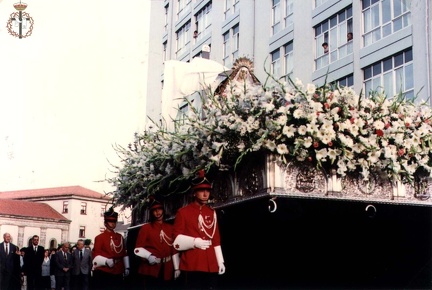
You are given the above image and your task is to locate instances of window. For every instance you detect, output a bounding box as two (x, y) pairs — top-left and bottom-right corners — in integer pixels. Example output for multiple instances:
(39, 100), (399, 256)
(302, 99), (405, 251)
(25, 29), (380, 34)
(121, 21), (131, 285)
(363, 48), (413, 99)
(232, 25), (239, 61)
(176, 21), (191, 57)
(223, 31), (230, 66)
(285, 0), (294, 29)
(334, 74), (354, 88)
(273, 0), (294, 35)
(363, 0), (411, 47)
(100, 205), (106, 217)
(271, 49), (281, 79)
(284, 42), (294, 79)
(177, 0), (191, 20)
(163, 41), (167, 63)
(62, 201), (68, 213)
(270, 41), (293, 81)
(195, 2), (212, 41)
(164, 4), (169, 32)
(176, 103), (190, 121)
(79, 226), (86, 238)
(315, 6), (353, 70)
(80, 202), (87, 215)
(233, 0), (240, 13)
(224, 0), (240, 20)
(272, 0), (281, 35)
(315, 0), (330, 7)
(223, 25), (239, 67)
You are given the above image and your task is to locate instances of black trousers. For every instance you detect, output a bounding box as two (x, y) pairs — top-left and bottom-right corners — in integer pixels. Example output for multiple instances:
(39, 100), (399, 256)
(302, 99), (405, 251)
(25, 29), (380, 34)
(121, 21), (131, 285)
(26, 273), (42, 290)
(92, 270), (124, 290)
(181, 271), (219, 290)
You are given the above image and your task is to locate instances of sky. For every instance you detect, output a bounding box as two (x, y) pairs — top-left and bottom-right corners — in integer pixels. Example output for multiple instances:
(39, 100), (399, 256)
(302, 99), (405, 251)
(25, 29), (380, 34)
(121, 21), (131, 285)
(0, 0), (151, 194)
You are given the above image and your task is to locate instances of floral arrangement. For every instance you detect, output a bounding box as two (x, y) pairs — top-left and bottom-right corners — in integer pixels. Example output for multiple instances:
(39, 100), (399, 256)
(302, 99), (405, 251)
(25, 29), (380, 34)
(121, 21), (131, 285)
(108, 61), (432, 209)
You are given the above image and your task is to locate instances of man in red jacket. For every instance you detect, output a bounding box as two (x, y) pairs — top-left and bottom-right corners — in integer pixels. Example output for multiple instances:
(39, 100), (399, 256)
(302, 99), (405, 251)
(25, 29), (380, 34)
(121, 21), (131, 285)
(134, 198), (179, 289)
(173, 170), (225, 289)
(92, 207), (130, 289)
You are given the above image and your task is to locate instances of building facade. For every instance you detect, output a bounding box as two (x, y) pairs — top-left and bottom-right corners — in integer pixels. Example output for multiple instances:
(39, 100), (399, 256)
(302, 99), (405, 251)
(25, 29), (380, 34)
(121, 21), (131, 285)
(0, 186), (130, 248)
(0, 199), (70, 250)
(145, 0), (431, 123)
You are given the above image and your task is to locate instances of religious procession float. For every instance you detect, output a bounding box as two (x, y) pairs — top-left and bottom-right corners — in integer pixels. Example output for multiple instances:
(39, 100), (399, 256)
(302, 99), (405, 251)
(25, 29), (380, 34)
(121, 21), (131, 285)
(108, 58), (432, 289)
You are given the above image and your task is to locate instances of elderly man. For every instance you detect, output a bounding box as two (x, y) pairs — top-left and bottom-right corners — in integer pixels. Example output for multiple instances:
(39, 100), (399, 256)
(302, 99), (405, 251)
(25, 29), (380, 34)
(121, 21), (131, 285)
(53, 242), (73, 290)
(71, 239), (92, 290)
(0, 233), (20, 290)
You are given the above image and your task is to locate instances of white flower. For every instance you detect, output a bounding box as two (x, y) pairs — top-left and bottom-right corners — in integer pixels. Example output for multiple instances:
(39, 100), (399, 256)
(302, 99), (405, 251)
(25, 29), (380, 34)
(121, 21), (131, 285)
(293, 109), (304, 119)
(306, 83), (316, 95)
(282, 125), (296, 137)
(276, 115), (288, 126)
(110, 72), (432, 208)
(237, 142), (246, 151)
(367, 149), (381, 164)
(264, 140), (277, 151)
(298, 125), (307, 135)
(303, 137), (313, 148)
(276, 144), (289, 155)
(315, 148), (328, 161)
(373, 120), (385, 130)
(294, 78), (303, 88)
(328, 148), (340, 162)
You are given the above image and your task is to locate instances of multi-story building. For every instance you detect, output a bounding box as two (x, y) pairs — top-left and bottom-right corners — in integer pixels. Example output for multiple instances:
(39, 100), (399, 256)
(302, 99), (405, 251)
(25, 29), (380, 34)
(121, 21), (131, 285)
(133, 1), (432, 288)
(0, 186), (130, 249)
(145, 0), (431, 123)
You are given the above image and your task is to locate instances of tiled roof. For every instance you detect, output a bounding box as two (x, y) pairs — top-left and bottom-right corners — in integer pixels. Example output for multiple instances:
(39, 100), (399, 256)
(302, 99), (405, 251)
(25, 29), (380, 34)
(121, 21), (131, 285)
(0, 186), (110, 200)
(0, 199), (69, 221)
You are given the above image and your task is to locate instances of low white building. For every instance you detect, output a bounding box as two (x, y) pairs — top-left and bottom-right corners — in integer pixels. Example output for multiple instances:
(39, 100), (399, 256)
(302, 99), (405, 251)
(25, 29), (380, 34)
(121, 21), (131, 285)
(0, 199), (70, 249)
(0, 186), (130, 249)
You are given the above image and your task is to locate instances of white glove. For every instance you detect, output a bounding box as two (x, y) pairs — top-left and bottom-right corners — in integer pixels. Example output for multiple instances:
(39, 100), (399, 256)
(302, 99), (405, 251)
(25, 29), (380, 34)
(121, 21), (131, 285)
(194, 238), (211, 250)
(218, 262), (226, 275)
(123, 256), (130, 276)
(147, 255), (161, 265)
(134, 247), (152, 259)
(173, 235), (195, 251)
(172, 253), (180, 279)
(105, 258), (114, 268)
(214, 246), (225, 275)
(174, 269), (181, 279)
(92, 256), (108, 269)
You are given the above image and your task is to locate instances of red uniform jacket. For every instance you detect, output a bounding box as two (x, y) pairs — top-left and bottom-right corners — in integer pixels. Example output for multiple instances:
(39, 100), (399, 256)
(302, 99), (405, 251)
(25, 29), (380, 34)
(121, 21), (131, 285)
(92, 230), (127, 275)
(135, 221), (175, 280)
(173, 202), (221, 273)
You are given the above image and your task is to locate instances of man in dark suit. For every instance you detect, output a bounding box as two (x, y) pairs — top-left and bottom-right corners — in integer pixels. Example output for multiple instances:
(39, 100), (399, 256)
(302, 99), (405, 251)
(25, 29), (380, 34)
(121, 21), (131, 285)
(54, 242), (73, 290)
(71, 239), (92, 290)
(0, 233), (20, 290)
(23, 235), (45, 290)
